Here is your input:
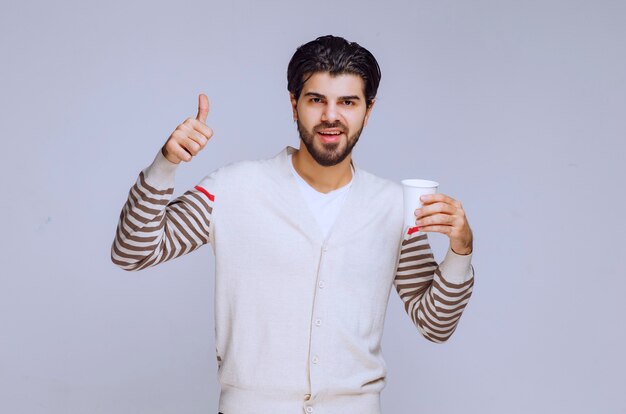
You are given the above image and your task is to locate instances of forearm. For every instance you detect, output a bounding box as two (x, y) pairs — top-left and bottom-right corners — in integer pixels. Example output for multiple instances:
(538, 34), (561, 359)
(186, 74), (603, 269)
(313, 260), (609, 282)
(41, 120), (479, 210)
(110, 151), (213, 271)
(394, 231), (475, 343)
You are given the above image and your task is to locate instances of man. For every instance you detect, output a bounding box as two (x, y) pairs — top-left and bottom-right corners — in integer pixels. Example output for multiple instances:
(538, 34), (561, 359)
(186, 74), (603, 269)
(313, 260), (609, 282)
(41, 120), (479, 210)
(111, 35), (474, 414)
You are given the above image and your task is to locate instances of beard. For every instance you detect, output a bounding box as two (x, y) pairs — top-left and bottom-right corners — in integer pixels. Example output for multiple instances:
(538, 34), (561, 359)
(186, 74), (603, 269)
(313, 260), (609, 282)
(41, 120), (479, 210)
(296, 119), (365, 167)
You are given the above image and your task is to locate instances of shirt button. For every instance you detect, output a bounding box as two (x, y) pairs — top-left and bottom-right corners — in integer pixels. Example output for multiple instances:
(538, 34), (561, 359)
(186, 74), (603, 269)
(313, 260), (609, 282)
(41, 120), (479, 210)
(312, 356), (319, 364)
(322, 246), (328, 252)
(318, 281), (325, 289)
(304, 394), (311, 401)
(306, 407), (313, 413)
(315, 319), (322, 326)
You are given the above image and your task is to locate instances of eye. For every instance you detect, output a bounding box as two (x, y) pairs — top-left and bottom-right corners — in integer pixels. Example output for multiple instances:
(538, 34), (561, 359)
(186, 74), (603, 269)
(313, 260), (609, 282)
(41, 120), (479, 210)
(343, 100), (354, 106)
(310, 97), (322, 103)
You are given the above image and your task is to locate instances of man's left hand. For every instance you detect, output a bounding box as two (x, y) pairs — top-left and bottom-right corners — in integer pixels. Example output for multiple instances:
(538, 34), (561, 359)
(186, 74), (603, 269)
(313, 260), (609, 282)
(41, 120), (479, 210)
(413, 193), (473, 255)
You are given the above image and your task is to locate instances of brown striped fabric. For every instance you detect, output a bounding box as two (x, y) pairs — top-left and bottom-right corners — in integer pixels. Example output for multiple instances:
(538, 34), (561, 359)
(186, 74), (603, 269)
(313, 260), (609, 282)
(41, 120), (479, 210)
(111, 171), (214, 271)
(394, 232), (474, 343)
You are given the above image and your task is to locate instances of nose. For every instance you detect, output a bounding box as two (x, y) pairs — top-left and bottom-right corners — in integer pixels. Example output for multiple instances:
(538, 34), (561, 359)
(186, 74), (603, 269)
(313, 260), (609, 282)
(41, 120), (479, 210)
(321, 101), (339, 123)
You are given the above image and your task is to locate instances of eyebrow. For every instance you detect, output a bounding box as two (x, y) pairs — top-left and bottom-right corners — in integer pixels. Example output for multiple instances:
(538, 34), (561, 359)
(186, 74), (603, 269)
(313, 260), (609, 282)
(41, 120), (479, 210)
(304, 92), (361, 101)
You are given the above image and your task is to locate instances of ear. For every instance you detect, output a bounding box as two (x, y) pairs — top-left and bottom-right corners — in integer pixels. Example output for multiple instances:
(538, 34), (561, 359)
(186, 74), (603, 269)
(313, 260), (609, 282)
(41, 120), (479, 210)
(363, 99), (376, 127)
(289, 92), (298, 121)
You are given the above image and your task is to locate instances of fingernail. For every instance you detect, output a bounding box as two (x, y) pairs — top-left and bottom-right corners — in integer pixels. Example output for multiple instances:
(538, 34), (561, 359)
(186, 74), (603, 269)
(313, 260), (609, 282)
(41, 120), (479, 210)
(414, 208), (421, 217)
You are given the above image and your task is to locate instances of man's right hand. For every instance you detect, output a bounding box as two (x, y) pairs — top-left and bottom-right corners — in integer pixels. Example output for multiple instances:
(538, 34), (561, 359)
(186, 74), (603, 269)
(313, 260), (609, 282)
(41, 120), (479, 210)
(162, 93), (214, 164)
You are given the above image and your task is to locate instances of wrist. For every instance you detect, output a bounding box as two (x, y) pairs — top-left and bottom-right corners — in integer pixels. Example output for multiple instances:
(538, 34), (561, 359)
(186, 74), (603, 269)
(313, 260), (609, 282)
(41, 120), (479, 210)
(439, 246), (473, 283)
(452, 246), (472, 255)
(143, 148), (179, 189)
(161, 146), (180, 164)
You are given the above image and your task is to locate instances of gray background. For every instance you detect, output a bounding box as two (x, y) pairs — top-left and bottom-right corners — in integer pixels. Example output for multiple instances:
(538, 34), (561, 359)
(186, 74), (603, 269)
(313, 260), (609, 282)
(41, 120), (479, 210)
(1, 0), (625, 413)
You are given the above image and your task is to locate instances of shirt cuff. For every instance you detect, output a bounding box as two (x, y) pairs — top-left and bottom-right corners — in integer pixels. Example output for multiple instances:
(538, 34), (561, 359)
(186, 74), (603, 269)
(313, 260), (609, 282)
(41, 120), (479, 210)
(142, 148), (179, 189)
(438, 246), (474, 284)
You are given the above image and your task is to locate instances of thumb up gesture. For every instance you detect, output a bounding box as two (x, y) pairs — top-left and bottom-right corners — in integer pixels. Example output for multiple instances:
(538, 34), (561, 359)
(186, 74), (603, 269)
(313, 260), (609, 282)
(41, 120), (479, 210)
(162, 93), (214, 164)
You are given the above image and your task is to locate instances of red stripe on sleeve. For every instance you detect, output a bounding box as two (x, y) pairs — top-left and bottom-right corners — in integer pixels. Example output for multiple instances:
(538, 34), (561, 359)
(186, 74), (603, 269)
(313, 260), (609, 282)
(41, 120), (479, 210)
(194, 185), (215, 202)
(407, 226), (420, 235)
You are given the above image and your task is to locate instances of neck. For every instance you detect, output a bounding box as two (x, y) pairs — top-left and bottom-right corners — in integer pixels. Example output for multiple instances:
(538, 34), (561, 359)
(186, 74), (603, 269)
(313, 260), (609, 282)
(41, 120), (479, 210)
(292, 144), (354, 194)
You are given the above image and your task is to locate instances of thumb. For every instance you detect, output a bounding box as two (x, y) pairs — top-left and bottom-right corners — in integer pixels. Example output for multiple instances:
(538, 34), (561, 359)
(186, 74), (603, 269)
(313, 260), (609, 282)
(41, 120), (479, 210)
(196, 93), (210, 123)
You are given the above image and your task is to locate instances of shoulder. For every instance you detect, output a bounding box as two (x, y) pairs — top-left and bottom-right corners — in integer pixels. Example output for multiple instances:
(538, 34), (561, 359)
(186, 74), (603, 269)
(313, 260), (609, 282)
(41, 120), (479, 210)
(356, 168), (403, 200)
(220, 154), (275, 176)
(203, 153), (278, 187)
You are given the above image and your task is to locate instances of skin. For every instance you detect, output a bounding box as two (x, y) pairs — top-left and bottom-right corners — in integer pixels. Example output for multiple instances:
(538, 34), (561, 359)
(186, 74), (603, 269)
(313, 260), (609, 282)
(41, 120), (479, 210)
(161, 93), (212, 163)
(289, 72), (373, 194)
(161, 80), (473, 255)
(416, 194), (473, 255)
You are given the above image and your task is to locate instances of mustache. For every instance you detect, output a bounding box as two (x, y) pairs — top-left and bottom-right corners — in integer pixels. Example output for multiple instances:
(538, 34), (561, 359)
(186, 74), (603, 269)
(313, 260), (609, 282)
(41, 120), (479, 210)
(315, 122), (346, 131)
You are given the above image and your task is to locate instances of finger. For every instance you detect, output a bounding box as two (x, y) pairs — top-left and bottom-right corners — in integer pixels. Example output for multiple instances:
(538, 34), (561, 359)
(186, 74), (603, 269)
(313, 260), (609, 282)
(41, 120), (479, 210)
(417, 224), (452, 235)
(189, 119), (214, 140)
(180, 137), (201, 156)
(415, 202), (456, 218)
(165, 131), (191, 162)
(420, 193), (457, 206)
(187, 129), (209, 148)
(415, 213), (456, 227)
(172, 145), (192, 162)
(196, 93), (210, 123)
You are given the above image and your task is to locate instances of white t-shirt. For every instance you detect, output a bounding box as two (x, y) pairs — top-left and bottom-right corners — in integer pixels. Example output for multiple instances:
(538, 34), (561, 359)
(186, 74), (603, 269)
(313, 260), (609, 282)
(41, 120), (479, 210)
(288, 153), (354, 239)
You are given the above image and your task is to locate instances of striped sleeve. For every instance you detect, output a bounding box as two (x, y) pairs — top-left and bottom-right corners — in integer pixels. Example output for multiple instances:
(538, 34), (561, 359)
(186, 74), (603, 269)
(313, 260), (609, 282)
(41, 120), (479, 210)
(110, 150), (218, 271)
(394, 226), (475, 343)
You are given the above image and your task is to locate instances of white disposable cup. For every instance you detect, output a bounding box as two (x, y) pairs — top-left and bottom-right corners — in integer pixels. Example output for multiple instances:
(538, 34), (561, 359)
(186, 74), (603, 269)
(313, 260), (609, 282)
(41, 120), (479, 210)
(401, 179), (439, 229)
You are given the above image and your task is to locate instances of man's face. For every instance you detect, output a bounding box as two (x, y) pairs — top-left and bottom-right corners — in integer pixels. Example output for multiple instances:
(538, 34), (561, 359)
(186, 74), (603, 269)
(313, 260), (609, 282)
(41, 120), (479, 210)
(290, 72), (375, 167)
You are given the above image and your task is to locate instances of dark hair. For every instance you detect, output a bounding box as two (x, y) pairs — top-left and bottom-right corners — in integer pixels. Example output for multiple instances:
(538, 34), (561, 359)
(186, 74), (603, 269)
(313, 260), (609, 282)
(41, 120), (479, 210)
(287, 35), (381, 108)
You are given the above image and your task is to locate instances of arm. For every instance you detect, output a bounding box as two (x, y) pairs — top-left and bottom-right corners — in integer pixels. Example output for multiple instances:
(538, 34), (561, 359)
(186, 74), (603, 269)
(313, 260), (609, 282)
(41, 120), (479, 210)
(110, 150), (218, 271)
(110, 93), (217, 271)
(394, 227), (474, 343)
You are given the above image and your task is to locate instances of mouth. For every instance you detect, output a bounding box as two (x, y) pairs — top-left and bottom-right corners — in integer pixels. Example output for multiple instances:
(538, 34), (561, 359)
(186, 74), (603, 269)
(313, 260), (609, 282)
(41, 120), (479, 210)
(317, 130), (344, 143)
